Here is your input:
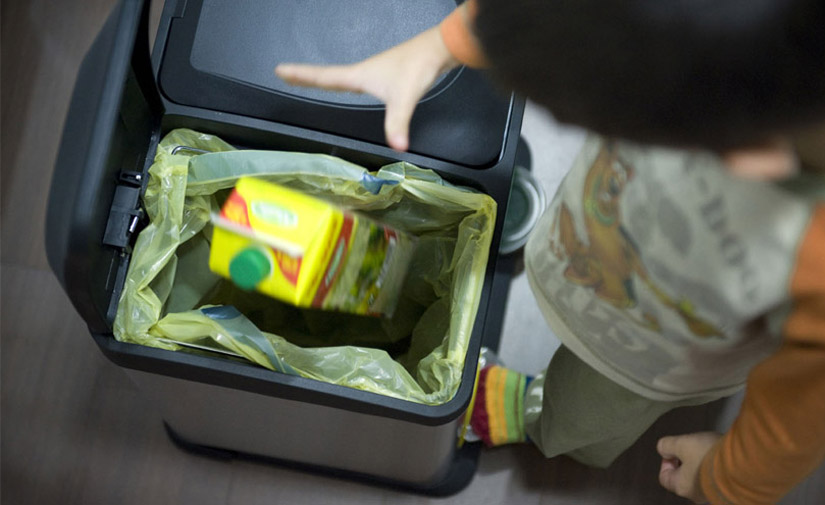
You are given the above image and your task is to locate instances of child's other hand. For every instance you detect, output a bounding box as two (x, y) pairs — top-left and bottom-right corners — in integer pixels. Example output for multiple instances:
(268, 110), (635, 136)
(275, 26), (459, 152)
(723, 138), (798, 181)
(657, 432), (721, 503)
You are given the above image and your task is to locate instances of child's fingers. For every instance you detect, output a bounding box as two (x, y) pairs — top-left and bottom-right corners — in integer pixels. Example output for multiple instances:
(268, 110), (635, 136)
(276, 62), (417, 152)
(656, 433), (720, 503)
(658, 457), (681, 492)
(275, 64), (362, 93)
(656, 435), (683, 459)
(657, 437), (683, 491)
(384, 94), (420, 152)
(723, 139), (797, 181)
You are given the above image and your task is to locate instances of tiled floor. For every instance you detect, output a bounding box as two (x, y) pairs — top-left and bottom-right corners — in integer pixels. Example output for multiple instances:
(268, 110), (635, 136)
(2, 1), (824, 504)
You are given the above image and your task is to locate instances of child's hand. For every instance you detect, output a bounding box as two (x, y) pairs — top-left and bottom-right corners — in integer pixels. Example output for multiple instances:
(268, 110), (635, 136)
(275, 26), (459, 152)
(657, 432), (721, 503)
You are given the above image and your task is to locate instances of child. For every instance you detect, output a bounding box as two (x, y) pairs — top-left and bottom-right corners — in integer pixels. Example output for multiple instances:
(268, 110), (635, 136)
(275, 1), (825, 503)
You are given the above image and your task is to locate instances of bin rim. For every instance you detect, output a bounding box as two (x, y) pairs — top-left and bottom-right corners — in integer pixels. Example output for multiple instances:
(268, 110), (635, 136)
(92, 330), (482, 426)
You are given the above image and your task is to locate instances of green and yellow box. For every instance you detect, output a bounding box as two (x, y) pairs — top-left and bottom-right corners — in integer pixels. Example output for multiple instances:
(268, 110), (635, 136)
(209, 177), (414, 316)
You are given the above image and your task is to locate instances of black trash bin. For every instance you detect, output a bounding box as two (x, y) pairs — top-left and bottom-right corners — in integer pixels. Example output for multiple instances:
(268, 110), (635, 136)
(46, 0), (524, 495)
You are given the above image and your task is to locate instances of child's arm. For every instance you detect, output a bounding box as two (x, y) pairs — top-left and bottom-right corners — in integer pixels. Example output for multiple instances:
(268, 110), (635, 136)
(659, 204), (825, 504)
(274, 0), (486, 152)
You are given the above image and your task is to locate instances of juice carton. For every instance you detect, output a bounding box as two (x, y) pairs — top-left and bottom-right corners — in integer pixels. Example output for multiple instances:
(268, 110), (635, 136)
(209, 177), (415, 316)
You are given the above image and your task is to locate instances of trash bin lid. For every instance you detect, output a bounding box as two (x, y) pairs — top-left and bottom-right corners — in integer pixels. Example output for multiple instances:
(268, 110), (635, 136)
(157, 0), (513, 167)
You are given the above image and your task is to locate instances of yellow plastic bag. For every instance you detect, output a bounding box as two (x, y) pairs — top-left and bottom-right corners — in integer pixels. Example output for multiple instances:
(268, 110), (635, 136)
(113, 128), (496, 405)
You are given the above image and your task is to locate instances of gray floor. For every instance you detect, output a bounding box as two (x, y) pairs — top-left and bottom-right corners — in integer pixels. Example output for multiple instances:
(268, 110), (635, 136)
(2, 1), (824, 504)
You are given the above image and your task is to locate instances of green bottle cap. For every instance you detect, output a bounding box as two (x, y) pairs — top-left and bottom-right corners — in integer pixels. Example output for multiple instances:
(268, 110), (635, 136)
(229, 248), (272, 290)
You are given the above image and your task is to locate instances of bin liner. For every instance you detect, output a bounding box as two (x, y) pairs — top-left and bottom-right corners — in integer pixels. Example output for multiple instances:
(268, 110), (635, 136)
(114, 129), (496, 405)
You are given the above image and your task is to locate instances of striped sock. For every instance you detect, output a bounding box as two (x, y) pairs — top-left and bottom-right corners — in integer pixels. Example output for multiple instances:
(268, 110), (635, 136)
(470, 365), (531, 446)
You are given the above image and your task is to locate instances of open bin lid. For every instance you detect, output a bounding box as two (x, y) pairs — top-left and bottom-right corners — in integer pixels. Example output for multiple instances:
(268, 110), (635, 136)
(157, 0), (512, 167)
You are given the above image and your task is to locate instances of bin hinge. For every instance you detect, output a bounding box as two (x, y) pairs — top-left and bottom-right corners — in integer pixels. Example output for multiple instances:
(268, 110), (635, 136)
(102, 170), (145, 250)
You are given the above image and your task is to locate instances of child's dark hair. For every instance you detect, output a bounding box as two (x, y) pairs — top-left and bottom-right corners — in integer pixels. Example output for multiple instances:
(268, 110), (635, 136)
(474, 0), (825, 150)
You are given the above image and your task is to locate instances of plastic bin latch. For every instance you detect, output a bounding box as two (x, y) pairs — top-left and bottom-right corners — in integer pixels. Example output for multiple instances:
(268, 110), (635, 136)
(103, 170), (145, 250)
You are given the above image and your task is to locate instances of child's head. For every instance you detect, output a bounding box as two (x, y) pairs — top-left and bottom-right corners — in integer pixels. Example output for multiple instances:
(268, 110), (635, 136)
(474, 0), (825, 152)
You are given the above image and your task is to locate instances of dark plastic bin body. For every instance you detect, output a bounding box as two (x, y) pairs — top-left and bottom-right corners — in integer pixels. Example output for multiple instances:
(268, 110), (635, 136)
(46, 0), (524, 495)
